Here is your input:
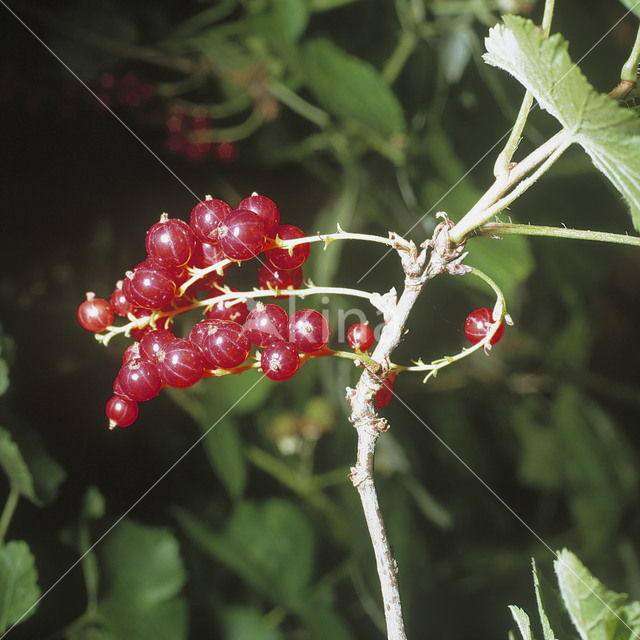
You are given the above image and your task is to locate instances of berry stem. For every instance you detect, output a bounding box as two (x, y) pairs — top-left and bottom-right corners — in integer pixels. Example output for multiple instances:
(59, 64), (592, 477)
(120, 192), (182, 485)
(95, 285), (379, 346)
(401, 267), (509, 381)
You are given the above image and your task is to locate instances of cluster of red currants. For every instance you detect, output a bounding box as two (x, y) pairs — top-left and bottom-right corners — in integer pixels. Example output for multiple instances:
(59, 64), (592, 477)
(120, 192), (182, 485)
(165, 106), (237, 163)
(77, 194), (350, 429)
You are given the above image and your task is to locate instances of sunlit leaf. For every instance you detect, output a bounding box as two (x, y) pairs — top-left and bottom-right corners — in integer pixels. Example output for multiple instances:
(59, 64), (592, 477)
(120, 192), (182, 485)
(509, 605), (535, 640)
(484, 16), (640, 229)
(618, 0), (640, 19)
(554, 549), (627, 640)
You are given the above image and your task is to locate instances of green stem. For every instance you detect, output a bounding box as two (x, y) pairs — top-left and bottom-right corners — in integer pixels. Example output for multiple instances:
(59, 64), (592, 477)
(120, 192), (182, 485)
(493, 0), (556, 177)
(382, 30), (418, 85)
(0, 488), (19, 545)
(477, 223), (640, 247)
(190, 109), (264, 143)
(402, 267), (508, 381)
(450, 128), (572, 243)
(78, 524), (99, 614)
(622, 23), (640, 83)
(268, 82), (330, 128)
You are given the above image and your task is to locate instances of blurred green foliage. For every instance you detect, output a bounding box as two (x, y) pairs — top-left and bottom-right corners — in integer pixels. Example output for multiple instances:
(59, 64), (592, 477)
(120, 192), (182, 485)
(1, 0), (640, 638)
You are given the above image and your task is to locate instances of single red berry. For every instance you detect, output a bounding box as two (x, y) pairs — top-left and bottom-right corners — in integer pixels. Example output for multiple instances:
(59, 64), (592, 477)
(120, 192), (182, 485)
(77, 292), (114, 332)
(202, 319), (250, 369)
(206, 290), (249, 324)
(215, 142), (237, 162)
(237, 195), (280, 236)
(117, 358), (162, 402)
(257, 264), (303, 294)
(289, 309), (330, 353)
(110, 281), (136, 317)
(188, 320), (218, 368)
(158, 338), (204, 388)
(122, 342), (141, 364)
(140, 329), (175, 363)
(265, 225), (309, 270)
(218, 209), (266, 261)
(375, 372), (396, 409)
(106, 395), (139, 429)
(145, 215), (196, 268)
(190, 240), (227, 270)
(464, 307), (504, 345)
(127, 265), (176, 310)
(243, 302), (288, 347)
(261, 341), (300, 381)
(347, 323), (375, 351)
(189, 197), (232, 243)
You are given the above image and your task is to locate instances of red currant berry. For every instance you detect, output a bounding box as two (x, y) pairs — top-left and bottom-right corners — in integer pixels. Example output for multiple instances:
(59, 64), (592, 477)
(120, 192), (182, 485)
(190, 240), (227, 270)
(158, 338), (204, 388)
(140, 329), (175, 363)
(127, 265), (176, 310)
(257, 264), (303, 294)
(375, 372), (396, 409)
(289, 309), (330, 352)
(243, 302), (288, 347)
(346, 323), (375, 351)
(189, 197), (231, 243)
(77, 293), (114, 333)
(237, 194), (280, 236)
(122, 342), (141, 364)
(464, 307), (504, 345)
(218, 209), (266, 261)
(206, 290), (249, 324)
(110, 281), (136, 317)
(106, 395), (139, 428)
(202, 319), (250, 369)
(118, 358), (162, 402)
(265, 225), (310, 270)
(261, 341), (300, 381)
(145, 215), (196, 268)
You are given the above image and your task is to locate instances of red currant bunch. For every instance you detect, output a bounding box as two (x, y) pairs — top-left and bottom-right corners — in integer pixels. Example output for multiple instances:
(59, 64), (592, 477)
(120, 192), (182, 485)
(77, 193), (338, 429)
(463, 307), (505, 345)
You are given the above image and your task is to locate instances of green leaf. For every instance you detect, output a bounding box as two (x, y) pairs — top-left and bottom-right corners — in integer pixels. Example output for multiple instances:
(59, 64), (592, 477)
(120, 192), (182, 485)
(509, 605), (535, 640)
(175, 499), (314, 606)
(252, 0), (309, 41)
(82, 486), (106, 521)
(551, 386), (638, 549)
(0, 428), (38, 505)
(484, 16), (640, 230)
(532, 559), (559, 640)
(302, 38), (406, 140)
(100, 596), (188, 640)
(618, 1), (640, 19)
(98, 521), (187, 640)
(0, 541), (41, 631)
(554, 549), (627, 640)
(101, 520), (186, 609)
(201, 417), (247, 499)
(222, 606), (284, 640)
